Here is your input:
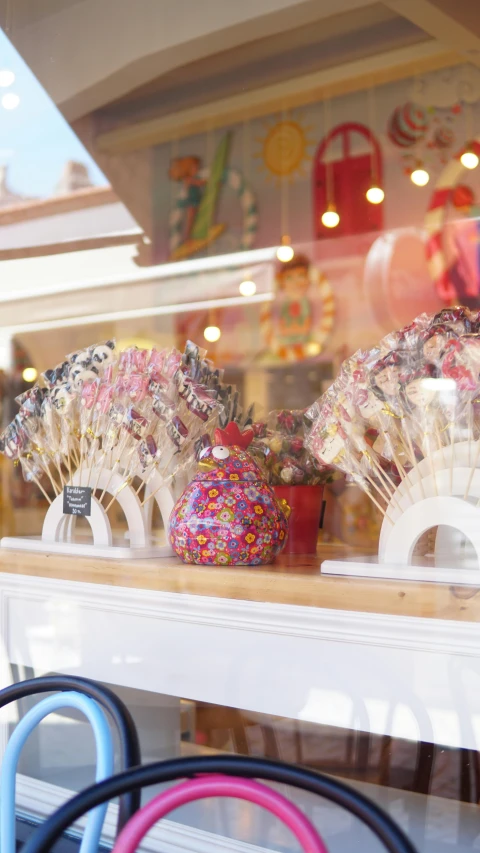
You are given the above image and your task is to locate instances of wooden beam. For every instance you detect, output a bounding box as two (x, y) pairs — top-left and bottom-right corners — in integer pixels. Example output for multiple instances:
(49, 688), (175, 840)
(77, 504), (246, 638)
(0, 230), (143, 262)
(384, 0), (480, 62)
(96, 41), (460, 154)
(0, 186), (118, 227)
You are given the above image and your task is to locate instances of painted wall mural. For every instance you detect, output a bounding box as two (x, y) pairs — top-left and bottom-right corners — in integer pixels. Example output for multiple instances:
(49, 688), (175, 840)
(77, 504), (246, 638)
(313, 122), (384, 239)
(254, 116), (315, 183)
(166, 132), (258, 261)
(78, 62), (480, 343)
(260, 253), (335, 362)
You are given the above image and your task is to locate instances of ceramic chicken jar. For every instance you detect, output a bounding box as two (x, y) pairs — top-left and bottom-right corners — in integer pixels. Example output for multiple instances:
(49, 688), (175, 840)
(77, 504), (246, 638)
(169, 423), (289, 565)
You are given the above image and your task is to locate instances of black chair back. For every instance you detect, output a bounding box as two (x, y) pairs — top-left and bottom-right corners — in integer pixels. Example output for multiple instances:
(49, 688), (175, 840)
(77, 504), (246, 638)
(0, 675), (141, 831)
(22, 754), (418, 853)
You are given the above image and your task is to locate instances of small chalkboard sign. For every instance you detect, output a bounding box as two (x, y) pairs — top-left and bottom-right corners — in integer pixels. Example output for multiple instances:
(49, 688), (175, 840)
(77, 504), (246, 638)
(63, 486), (92, 517)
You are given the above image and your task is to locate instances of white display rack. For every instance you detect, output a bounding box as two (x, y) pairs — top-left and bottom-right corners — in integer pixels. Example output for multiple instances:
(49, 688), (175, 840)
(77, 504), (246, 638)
(322, 440), (480, 585)
(1, 464), (175, 559)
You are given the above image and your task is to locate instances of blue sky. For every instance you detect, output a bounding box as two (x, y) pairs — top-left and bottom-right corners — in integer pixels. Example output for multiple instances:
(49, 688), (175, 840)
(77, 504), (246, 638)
(0, 28), (107, 198)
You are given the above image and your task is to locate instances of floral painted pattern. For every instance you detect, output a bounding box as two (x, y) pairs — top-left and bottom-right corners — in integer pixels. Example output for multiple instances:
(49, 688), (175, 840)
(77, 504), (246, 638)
(169, 444), (289, 566)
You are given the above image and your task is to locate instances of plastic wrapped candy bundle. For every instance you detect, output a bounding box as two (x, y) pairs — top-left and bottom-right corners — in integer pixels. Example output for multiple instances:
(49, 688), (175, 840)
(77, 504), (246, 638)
(0, 339), (223, 513)
(305, 306), (480, 521)
(250, 409), (336, 486)
(180, 340), (255, 429)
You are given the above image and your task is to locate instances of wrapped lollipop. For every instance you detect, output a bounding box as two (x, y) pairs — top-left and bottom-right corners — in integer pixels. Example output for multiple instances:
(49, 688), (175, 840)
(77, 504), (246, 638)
(420, 323), (458, 366)
(305, 307), (480, 520)
(0, 338), (226, 522)
(431, 306), (474, 336)
(250, 409), (334, 486)
(180, 340), (255, 428)
(0, 416), (53, 504)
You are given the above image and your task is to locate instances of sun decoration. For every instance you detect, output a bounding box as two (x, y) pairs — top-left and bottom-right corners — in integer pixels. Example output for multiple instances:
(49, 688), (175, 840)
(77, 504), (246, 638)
(255, 117), (314, 183)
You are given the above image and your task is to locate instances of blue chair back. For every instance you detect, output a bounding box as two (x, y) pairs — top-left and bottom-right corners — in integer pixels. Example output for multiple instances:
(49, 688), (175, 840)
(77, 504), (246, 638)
(0, 690), (114, 853)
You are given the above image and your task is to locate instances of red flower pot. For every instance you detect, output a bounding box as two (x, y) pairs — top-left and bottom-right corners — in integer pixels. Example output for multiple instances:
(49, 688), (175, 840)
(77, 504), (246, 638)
(273, 484), (325, 555)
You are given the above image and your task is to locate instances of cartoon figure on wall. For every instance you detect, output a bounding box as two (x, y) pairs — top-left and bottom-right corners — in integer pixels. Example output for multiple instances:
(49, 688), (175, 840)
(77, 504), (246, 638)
(425, 139), (480, 307)
(168, 156), (207, 244)
(260, 253), (335, 362)
(168, 131), (258, 261)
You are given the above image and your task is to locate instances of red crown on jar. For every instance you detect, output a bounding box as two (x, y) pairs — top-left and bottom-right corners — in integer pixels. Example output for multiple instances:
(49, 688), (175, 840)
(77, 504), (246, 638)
(214, 421), (254, 449)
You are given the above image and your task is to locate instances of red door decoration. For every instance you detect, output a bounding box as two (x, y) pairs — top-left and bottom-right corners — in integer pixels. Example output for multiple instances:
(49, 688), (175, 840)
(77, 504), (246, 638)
(313, 123), (384, 239)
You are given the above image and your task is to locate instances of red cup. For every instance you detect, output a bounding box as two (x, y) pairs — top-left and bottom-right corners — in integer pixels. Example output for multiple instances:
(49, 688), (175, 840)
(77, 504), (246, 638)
(273, 484), (325, 555)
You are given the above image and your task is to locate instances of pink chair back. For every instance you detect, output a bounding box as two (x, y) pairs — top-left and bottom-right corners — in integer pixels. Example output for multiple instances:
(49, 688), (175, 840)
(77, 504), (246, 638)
(112, 774), (329, 853)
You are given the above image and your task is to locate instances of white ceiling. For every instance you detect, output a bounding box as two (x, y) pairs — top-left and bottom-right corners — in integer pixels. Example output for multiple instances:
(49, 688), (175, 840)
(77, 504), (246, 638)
(0, 0), (405, 119)
(3, 0), (480, 123)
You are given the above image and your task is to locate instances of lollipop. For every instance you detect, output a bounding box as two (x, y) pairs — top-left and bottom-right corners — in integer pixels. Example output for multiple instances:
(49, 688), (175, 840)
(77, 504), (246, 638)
(0, 338), (224, 517)
(305, 307), (480, 518)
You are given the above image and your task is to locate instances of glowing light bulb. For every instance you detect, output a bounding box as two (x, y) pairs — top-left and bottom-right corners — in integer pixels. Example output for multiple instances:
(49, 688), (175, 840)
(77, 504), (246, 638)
(461, 149), (479, 170)
(366, 185), (385, 204)
(1, 92), (19, 110)
(0, 69), (15, 87)
(321, 206), (340, 228)
(239, 279), (256, 297)
(276, 234), (294, 263)
(22, 367), (38, 383)
(410, 167), (429, 187)
(204, 325), (221, 343)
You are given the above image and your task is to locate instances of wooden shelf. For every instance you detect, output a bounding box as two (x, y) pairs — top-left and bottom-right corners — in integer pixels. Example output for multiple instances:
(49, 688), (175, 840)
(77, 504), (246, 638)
(0, 543), (478, 622)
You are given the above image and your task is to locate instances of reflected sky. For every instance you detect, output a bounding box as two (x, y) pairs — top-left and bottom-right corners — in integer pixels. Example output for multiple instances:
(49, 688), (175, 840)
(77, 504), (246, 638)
(0, 28), (107, 198)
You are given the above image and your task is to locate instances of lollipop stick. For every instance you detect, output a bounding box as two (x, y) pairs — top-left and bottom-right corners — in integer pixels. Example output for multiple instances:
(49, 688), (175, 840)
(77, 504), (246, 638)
(140, 479), (164, 507)
(104, 477), (133, 513)
(98, 459), (119, 503)
(24, 461), (52, 504)
(367, 455), (404, 512)
(424, 431), (439, 497)
(464, 439), (480, 499)
(92, 455), (107, 495)
(98, 443), (134, 504)
(361, 485), (393, 524)
(468, 404), (473, 467)
(364, 471), (395, 510)
(64, 449), (73, 485)
(52, 456), (67, 489)
(449, 422), (455, 496)
(42, 460), (61, 495)
(400, 422), (426, 499)
(434, 423), (447, 470)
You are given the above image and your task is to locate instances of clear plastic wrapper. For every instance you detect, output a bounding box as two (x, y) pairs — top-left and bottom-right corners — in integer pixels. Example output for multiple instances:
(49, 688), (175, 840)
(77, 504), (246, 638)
(0, 339), (223, 510)
(305, 307), (480, 517)
(250, 408), (336, 486)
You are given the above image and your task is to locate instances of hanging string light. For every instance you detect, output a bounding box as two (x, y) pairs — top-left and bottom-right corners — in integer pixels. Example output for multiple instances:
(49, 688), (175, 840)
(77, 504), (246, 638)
(204, 308), (221, 343)
(461, 146), (479, 169)
(410, 164), (430, 186)
(366, 83), (384, 204)
(276, 234), (294, 262)
(321, 205), (340, 228)
(276, 105), (295, 261)
(460, 71), (479, 170)
(409, 72), (429, 187)
(321, 96), (340, 228)
(239, 275), (256, 296)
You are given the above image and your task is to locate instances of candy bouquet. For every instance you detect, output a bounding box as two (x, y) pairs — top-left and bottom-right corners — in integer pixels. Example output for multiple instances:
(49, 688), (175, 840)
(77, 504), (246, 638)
(250, 409), (335, 554)
(305, 307), (480, 523)
(0, 339), (244, 512)
(251, 409), (335, 486)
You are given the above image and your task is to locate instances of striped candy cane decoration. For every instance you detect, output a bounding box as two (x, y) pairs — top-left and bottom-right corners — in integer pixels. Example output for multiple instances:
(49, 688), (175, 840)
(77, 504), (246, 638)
(425, 138), (480, 303)
(168, 166), (258, 257)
